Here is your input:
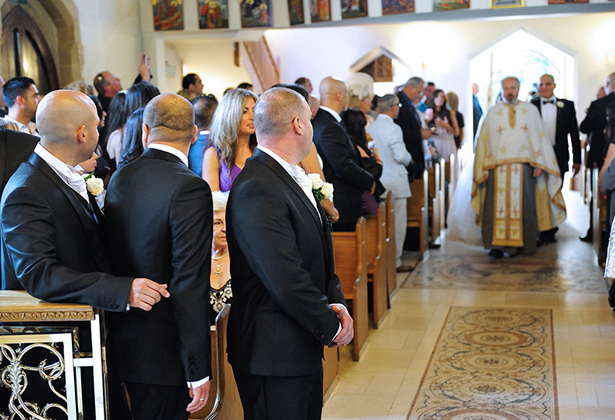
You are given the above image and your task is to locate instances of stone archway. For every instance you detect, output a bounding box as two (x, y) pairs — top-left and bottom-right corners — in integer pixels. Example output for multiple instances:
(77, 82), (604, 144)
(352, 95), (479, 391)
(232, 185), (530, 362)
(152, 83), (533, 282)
(0, 0), (83, 88)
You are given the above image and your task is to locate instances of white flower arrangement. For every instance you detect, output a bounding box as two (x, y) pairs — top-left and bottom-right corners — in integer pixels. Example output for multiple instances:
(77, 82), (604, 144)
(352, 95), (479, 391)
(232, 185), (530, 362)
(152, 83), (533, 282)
(556, 100), (564, 109)
(83, 173), (104, 196)
(307, 173), (334, 202)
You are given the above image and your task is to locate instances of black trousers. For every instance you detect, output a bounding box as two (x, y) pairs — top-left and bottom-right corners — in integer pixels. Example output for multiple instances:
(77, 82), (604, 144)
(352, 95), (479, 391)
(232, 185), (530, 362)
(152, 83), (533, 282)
(124, 382), (191, 420)
(233, 368), (323, 420)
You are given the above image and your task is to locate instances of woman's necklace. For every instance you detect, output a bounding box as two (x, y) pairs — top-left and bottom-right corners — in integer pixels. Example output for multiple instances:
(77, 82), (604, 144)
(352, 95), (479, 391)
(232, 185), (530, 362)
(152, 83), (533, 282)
(212, 252), (229, 277)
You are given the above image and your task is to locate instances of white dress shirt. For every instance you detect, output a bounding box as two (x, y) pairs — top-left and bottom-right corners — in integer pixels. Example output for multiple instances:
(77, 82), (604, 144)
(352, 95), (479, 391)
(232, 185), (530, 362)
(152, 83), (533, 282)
(540, 96), (557, 146)
(319, 106), (342, 123)
(34, 143), (88, 202)
(4, 115), (38, 137)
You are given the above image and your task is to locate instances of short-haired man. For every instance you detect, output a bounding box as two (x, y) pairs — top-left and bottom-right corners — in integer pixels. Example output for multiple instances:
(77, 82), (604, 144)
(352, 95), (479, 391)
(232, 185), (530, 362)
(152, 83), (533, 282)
(94, 54), (151, 114)
(417, 81), (435, 113)
(227, 87), (353, 420)
(2, 77), (41, 136)
(473, 77), (566, 259)
(294, 77), (313, 94)
(313, 76), (374, 231)
(395, 76), (432, 177)
(180, 73), (204, 101)
(531, 74), (581, 243)
(367, 94), (413, 272)
(189, 94), (218, 176)
(105, 93), (212, 419)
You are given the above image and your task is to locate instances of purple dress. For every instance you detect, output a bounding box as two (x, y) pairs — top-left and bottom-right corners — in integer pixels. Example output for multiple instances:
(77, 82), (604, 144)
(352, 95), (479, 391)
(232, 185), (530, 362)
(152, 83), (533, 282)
(208, 146), (242, 192)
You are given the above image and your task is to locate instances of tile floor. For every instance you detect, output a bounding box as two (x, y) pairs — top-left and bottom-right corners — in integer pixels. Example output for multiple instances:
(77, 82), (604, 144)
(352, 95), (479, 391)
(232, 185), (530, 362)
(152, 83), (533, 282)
(322, 188), (615, 420)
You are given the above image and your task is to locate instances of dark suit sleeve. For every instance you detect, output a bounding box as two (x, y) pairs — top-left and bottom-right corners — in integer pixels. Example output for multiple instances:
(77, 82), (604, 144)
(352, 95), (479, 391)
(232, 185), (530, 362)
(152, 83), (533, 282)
(567, 101), (581, 164)
(580, 101), (599, 135)
(603, 157), (615, 192)
(1, 185), (133, 311)
(318, 124), (374, 192)
(231, 179), (341, 345)
(168, 177), (212, 382)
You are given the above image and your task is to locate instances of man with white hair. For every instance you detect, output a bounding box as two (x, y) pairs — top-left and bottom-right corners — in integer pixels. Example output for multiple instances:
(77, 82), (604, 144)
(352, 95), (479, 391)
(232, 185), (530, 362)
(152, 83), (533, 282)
(472, 76), (566, 258)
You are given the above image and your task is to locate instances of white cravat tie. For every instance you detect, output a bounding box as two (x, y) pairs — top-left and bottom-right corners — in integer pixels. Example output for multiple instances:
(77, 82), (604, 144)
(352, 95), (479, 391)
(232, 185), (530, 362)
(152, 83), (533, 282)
(67, 172), (88, 202)
(291, 166), (319, 212)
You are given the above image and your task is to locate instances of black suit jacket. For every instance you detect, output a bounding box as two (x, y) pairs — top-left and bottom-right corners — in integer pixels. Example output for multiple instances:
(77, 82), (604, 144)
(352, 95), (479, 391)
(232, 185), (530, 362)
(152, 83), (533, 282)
(531, 97), (581, 176)
(104, 148), (212, 386)
(580, 92), (615, 169)
(312, 109), (373, 229)
(227, 148), (346, 377)
(395, 90), (425, 176)
(1, 153), (133, 309)
(0, 128), (38, 197)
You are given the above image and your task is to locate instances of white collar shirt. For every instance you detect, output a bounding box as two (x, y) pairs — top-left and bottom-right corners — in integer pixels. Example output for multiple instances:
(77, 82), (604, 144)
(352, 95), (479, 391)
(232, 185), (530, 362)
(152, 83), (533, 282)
(5, 115), (39, 137)
(147, 143), (189, 166)
(540, 95), (557, 146)
(319, 106), (342, 123)
(34, 143), (88, 202)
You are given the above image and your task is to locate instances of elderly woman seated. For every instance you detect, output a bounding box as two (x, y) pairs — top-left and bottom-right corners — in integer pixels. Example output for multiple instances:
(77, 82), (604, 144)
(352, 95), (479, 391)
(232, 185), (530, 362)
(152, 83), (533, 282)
(210, 191), (233, 324)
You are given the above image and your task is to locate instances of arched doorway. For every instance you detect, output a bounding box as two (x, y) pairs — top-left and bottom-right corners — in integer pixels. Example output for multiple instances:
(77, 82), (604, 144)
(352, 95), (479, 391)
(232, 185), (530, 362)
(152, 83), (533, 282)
(1, 6), (59, 94)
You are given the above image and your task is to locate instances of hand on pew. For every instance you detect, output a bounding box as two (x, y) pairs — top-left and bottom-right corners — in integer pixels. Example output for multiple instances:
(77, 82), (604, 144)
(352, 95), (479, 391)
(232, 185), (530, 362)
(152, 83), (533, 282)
(328, 304), (354, 348)
(187, 381), (211, 413)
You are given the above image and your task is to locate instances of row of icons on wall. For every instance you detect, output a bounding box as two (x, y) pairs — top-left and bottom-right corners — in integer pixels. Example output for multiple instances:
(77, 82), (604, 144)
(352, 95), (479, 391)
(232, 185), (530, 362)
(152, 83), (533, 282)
(152, 0), (588, 31)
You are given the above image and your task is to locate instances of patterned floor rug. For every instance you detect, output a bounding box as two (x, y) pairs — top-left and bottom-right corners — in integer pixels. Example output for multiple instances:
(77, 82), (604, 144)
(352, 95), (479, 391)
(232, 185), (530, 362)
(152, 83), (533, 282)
(407, 306), (558, 420)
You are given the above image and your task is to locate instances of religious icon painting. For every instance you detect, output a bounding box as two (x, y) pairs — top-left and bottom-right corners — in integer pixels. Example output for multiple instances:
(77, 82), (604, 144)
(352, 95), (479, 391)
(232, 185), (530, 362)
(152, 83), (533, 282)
(382, 0), (414, 15)
(153, 0), (184, 31)
(490, 0), (523, 7)
(341, 0), (368, 18)
(433, 0), (469, 11)
(241, 0), (273, 27)
(310, 0), (331, 22)
(547, 0), (587, 3)
(288, 0), (305, 25)
(198, 0), (229, 28)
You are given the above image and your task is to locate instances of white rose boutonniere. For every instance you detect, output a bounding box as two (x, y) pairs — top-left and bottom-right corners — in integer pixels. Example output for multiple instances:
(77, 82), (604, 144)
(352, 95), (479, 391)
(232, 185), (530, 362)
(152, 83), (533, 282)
(556, 100), (564, 109)
(308, 173), (334, 202)
(83, 173), (104, 196)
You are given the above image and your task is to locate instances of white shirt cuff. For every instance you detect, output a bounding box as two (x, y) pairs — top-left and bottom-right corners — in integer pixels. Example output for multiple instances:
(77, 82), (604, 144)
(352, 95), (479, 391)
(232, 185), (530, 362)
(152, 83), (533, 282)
(187, 376), (210, 388)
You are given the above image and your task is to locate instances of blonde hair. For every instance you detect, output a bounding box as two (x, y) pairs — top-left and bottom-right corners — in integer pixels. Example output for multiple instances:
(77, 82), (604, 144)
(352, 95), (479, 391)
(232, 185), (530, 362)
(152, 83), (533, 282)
(347, 72), (374, 108)
(447, 92), (459, 113)
(208, 88), (258, 171)
(212, 191), (229, 211)
(63, 80), (97, 96)
(0, 118), (19, 131)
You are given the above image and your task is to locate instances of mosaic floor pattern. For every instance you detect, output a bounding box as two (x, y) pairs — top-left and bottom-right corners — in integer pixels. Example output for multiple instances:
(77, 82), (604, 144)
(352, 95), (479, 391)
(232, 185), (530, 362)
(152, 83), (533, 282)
(407, 306), (558, 420)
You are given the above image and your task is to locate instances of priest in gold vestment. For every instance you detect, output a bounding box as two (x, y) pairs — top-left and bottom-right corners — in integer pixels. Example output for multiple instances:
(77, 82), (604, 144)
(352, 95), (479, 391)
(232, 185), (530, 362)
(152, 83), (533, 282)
(472, 77), (566, 258)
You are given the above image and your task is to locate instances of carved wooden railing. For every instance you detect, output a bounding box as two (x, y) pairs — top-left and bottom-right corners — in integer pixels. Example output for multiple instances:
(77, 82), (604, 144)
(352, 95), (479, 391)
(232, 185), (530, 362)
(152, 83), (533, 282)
(240, 36), (279, 93)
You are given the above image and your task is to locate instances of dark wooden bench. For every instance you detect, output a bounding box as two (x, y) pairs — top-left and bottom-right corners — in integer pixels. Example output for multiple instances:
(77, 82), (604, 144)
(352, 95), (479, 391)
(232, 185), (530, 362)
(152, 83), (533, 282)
(407, 170), (429, 259)
(365, 202), (388, 329)
(385, 191), (396, 301)
(331, 217), (369, 362)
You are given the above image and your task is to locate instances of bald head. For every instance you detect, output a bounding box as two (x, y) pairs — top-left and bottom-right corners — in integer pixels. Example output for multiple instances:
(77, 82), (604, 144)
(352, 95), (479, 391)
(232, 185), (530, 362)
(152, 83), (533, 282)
(319, 77), (347, 113)
(606, 72), (615, 95)
(37, 90), (98, 145)
(143, 93), (195, 145)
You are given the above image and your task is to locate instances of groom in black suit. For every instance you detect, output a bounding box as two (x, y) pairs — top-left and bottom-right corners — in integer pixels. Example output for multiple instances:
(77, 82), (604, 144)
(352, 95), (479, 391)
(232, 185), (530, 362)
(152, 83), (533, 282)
(227, 87), (354, 420)
(105, 94), (212, 420)
(531, 74), (581, 182)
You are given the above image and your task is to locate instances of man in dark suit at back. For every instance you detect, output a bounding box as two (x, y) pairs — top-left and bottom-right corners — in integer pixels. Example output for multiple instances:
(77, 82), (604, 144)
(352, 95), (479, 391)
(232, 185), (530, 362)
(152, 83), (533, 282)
(0, 128), (38, 196)
(227, 87), (354, 420)
(105, 93), (212, 420)
(531, 73), (581, 243)
(395, 76), (432, 179)
(312, 76), (374, 231)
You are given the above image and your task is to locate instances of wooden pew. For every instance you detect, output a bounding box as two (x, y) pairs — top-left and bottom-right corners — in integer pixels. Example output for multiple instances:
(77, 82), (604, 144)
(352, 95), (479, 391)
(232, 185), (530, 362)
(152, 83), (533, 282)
(592, 167), (607, 265)
(406, 170), (429, 259)
(385, 191), (397, 301)
(365, 202), (389, 329)
(427, 161), (442, 245)
(322, 345), (338, 396)
(331, 218), (369, 362)
(445, 153), (457, 216)
(438, 158), (446, 236)
(190, 304), (243, 420)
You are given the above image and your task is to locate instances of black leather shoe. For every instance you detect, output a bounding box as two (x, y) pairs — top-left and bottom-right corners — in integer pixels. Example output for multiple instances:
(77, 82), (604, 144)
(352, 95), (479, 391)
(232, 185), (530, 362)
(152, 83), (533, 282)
(488, 249), (504, 259)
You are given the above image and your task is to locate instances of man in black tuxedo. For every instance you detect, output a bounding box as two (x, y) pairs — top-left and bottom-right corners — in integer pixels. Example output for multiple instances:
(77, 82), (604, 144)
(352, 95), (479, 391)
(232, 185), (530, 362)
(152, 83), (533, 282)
(395, 76), (432, 178)
(312, 76), (374, 231)
(0, 128), (38, 196)
(531, 74), (581, 244)
(1, 90), (166, 310)
(104, 94), (212, 420)
(579, 72), (615, 242)
(227, 87), (354, 420)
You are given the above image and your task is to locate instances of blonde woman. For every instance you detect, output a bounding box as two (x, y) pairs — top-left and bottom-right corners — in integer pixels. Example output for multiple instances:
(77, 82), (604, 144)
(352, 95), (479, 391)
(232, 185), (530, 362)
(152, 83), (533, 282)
(203, 88), (258, 191)
(447, 91), (465, 149)
(347, 72), (375, 125)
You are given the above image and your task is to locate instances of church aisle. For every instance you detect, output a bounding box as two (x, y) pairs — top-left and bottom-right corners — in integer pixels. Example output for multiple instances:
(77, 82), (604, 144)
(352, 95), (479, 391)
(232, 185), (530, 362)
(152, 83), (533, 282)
(322, 199), (615, 419)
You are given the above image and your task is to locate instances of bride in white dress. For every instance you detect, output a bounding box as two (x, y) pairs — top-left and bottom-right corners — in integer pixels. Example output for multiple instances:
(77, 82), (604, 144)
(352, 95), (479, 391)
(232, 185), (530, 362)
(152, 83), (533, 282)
(446, 143), (483, 246)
